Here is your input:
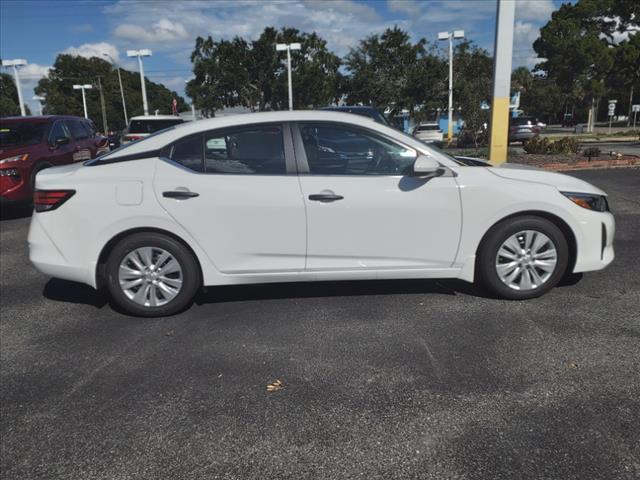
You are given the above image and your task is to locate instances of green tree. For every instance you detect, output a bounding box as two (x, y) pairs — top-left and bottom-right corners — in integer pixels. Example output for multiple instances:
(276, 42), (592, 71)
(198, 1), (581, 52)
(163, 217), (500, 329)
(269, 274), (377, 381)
(451, 41), (493, 140)
(36, 54), (187, 131)
(188, 27), (342, 115)
(533, 0), (619, 127)
(0, 72), (22, 117)
(512, 67), (567, 124)
(344, 26), (440, 115)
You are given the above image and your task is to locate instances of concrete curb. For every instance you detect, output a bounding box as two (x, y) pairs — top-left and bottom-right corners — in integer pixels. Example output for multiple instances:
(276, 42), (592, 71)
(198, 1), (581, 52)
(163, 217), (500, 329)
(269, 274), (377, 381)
(539, 158), (640, 172)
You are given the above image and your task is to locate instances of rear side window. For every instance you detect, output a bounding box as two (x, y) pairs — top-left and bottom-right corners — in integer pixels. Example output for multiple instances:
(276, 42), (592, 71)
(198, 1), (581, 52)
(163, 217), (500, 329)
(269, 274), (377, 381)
(67, 119), (89, 140)
(203, 125), (286, 174)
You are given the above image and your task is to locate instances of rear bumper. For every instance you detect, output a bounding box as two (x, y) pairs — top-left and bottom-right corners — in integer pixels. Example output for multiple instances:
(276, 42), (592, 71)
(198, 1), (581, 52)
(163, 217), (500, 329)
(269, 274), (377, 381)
(28, 214), (97, 287)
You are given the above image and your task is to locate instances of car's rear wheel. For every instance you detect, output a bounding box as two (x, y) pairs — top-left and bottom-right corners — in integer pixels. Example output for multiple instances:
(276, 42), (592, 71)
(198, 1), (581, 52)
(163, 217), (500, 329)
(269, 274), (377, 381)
(478, 216), (569, 299)
(105, 233), (200, 317)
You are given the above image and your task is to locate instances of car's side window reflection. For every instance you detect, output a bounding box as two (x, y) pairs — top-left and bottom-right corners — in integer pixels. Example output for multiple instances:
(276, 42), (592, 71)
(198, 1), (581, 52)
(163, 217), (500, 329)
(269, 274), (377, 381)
(170, 135), (204, 172)
(204, 125), (286, 175)
(300, 123), (416, 175)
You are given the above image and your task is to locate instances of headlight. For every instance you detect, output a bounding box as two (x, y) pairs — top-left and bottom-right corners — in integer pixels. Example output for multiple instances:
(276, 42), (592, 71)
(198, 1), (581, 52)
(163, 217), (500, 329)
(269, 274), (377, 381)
(0, 153), (29, 165)
(561, 191), (609, 212)
(0, 168), (20, 177)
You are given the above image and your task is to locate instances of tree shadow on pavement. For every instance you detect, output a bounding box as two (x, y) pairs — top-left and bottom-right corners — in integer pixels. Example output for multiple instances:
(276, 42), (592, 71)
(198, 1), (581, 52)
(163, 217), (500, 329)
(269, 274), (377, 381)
(43, 279), (108, 308)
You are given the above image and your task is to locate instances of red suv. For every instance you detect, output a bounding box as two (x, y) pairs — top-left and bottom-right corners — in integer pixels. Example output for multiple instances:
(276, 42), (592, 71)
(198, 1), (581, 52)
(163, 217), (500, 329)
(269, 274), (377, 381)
(0, 116), (108, 204)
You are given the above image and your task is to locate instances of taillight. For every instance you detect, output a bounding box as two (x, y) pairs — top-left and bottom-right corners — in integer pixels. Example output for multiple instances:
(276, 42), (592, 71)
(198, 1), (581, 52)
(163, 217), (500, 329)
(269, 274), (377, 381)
(34, 189), (75, 212)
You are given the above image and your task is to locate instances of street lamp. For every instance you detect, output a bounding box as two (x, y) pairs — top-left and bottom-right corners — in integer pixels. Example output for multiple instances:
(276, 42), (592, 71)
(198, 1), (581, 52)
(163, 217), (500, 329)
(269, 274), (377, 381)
(438, 30), (465, 143)
(73, 84), (93, 118)
(32, 95), (45, 116)
(127, 49), (152, 116)
(103, 53), (128, 125)
(276, 42), (301, 110)
(2, 59), (27, 116)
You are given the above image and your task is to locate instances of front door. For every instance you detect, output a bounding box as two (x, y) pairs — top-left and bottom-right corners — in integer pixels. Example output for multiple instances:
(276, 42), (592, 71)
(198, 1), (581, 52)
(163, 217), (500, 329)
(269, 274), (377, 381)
(293, 122), (461, 271)
(153, 123), (306, 274)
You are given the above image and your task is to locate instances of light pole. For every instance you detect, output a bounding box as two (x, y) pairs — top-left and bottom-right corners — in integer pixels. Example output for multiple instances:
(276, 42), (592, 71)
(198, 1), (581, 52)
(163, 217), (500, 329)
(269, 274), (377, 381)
(32, 95), (45, 116)
(2, 59), (27, 116)
(276, 42), (301, 110)
(438, 30), (465, 143)
(127, 49), (152, 116)
(73, 84), (93, 118)
(103, 53), (128, 125)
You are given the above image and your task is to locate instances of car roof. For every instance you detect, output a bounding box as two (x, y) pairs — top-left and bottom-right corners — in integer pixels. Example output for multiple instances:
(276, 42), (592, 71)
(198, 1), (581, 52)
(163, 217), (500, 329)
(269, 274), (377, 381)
(129, 115), (184, 121)
(0, 115), (86, 124)
(102, 110), (459, 168)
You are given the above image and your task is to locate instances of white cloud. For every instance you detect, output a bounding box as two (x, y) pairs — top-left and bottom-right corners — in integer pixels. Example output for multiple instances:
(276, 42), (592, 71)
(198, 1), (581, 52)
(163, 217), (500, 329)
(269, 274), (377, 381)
(114, 18), (189, 43)
(512, 20), (543, 68)
(62, 42), (121, 62)
(8, 64), (52, 116)
(514, 0), (555, 23)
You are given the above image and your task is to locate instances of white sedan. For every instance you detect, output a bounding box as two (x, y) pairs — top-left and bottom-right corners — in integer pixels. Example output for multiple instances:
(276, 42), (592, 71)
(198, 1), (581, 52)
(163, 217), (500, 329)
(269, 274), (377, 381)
(28, 111), (615, 317)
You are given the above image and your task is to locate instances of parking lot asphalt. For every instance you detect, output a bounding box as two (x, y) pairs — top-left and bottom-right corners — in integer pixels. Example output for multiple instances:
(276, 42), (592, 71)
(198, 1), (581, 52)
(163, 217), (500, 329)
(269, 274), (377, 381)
(1, 168), (639, 479)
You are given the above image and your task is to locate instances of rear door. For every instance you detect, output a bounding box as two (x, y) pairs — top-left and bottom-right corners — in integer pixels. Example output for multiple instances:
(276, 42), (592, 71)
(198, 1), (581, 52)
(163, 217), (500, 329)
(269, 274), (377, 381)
(153, 122), (306, 274)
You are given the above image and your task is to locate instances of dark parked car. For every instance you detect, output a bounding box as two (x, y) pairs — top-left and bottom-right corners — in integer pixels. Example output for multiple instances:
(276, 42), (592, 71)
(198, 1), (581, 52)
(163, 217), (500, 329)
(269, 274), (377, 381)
(509, 116), (540, 145)
(0, 115), (108, 204)
(321, 106), (389, 126)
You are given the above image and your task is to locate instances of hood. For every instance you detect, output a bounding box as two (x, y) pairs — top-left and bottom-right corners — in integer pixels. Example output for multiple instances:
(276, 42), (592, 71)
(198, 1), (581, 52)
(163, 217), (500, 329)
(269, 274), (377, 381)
(0, 144), (40, 162)
(488, 166), (607, 196)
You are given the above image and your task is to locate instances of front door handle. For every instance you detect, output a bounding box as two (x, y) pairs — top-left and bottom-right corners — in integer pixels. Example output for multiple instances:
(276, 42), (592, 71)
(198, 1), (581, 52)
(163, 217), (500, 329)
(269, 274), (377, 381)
(163, 190), (199, 199)
(308, 193), (344, 202)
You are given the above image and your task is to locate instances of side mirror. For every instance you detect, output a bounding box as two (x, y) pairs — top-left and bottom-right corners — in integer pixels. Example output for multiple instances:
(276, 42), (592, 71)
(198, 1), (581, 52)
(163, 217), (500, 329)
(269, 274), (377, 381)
(413, 155), (442, 176)
(54, 136), (70, 147)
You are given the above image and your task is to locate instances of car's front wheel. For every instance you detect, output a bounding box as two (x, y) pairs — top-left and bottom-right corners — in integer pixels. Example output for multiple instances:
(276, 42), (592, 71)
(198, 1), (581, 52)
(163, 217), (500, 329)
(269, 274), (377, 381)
(478, 216), (569, 299)
(105, 233), (201, 317)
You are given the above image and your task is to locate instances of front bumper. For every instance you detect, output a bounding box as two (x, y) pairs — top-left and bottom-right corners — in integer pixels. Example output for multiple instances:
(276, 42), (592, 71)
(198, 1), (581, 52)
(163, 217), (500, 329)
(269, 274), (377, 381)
(572, 211), (615, 273)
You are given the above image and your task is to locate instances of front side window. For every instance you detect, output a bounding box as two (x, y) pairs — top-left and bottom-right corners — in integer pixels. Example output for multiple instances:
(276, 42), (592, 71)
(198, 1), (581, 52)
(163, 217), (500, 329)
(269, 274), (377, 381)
(300, 123), (416, 175)
(67, 119), (89, 140)
(203, 125), (285, 174)
(48, 121), (71, 145)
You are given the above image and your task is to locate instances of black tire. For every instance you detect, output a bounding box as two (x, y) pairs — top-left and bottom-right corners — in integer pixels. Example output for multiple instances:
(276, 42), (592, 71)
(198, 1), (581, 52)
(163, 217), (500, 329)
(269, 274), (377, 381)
(105, 233), (201, 317)
(477, 216), (569, 300)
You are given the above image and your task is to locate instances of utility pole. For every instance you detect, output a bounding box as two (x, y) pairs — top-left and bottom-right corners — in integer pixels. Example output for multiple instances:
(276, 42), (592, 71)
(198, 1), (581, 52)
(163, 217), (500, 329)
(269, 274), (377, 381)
(127, 49), (152, 116)
(73, 84), (93, 118)
(488, 0), (516, 166)
(438, 30), (465, 143)
(276, 42), (302, 110)
(103, 53), (128, 126)
(97, 76), (108, 134)
(2, 59), (27, 116)
(33, 95), (45, 116)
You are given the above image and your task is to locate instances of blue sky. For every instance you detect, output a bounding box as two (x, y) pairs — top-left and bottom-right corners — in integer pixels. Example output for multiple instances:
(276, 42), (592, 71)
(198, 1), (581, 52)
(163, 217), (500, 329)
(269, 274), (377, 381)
(1, 0), (569, 113)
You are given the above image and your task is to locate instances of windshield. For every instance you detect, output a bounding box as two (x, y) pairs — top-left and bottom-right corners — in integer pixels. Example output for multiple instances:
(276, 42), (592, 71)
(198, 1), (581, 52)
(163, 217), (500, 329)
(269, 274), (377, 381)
(511, 117), (534, 126)
(324, 107), (390, 126)
(0, 122), (47, 148)
(128, 118), (184, 134)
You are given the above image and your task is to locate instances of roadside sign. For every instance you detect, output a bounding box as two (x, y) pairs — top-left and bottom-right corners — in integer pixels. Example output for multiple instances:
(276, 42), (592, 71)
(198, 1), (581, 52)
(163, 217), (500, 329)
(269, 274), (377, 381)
(632, 104), (640, 112)
(608, 103), (616, 116)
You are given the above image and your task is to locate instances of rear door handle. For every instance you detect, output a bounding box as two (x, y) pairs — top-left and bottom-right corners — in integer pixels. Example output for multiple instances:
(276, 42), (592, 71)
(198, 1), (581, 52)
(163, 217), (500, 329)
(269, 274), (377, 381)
(308, 193), (344, 202)
(163, 190), (199, 199)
